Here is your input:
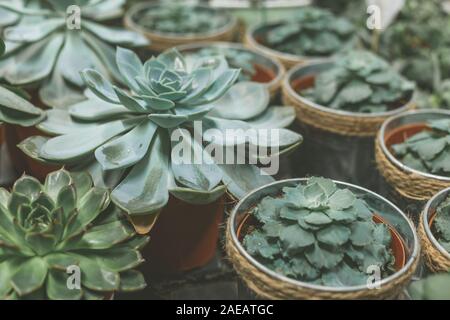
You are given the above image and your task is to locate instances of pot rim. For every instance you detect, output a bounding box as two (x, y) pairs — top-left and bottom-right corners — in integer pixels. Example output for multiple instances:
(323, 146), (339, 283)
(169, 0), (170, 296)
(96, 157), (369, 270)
(422, 187), (450, 259)
(175, 41), (285, 89)
(283, 60), (415, 118)
(378, 109), (450, 182)
(228, 177), (420, 293)
(209, 0), (311, 9)
(124, 2), (237, 40)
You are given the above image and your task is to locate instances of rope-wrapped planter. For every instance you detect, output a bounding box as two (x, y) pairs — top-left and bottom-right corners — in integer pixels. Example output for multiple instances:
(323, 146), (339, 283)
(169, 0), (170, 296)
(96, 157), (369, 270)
(176, 42), (285, 99)
(124, 3), (238, 53)
(418, 187), (450, 273)
(375, 110), (450, 203)
(226, 179), (420, 300)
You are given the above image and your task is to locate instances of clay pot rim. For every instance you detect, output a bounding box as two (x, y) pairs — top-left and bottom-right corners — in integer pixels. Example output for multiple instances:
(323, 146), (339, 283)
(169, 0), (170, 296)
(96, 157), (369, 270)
(422, 186), (450, 259)
(228, 178), (419, 293)
(283, 60), (415, 118)
(245, 22), (328, 65)
(124, 2), (238, 41)
(378, 109), (450, 182)
(175, 41), (285, 90)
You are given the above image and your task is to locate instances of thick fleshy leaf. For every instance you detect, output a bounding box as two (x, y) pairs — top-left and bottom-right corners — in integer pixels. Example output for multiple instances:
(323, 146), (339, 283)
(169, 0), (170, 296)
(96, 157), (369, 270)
(69, 98), (131, 121)
(95, 120), (157, 171)
(78, 257), (119, 291)
(279, 224), (315, 251)
(112, 131), (169, 215)
(4, 35), (64, 85)
(12, 176), (41, 201)
(115, 46), (143, 91)
(119, 270), (146, 292)
(10, 257), (48, 296)
(247, 106), (296, 129)
(92, 248), (143, 272)
(46, 270), (82, 300)
(148, 113), (188, 128)
(0, 86), (44, 126)
(70, 171), (93, 200)
(83, 21), (148, 47)
(169, 184), (226, 205)
(40, 119), (140, 162)
(4, 18), (64, 42)
(142, 95), (175, 111)
(113, 86), (146, 112)
(44, 169), (72, 202)
(207, 82), (269, 120)
(44, 253), (79, 270)
(80, 69), (120, 104)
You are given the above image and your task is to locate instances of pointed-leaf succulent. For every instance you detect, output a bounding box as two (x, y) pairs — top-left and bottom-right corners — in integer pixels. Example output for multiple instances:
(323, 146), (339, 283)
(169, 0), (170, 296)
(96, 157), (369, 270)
(0, 0), (148, 108)
(301, 50), (415, 113)
(20, 48), (301, 221)
(391, 119), (450, 177)
(0, 169), (148, 300)
(243, 177), (395, 287)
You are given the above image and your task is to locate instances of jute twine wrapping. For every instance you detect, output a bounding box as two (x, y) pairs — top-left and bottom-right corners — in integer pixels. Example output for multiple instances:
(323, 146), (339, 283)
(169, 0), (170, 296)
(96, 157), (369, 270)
(225, 220), (419, 300)
(375, 136), (450, 201)
(243, 31), (306, 69)
(124, 16), (237, 53)
(418, 215), (450, 273)
(282, 86), (416, 137)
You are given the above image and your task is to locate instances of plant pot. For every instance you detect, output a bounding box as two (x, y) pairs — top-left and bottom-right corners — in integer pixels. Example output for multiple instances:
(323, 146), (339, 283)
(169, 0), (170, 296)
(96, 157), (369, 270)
(226, 178), (420, 300)
(4, 124), (59, 181)
(176, 41), (285, 99)
(282, 62), (414, 191)
(124, 3), (238, 53)
(244, 22), (328, 69)
(375, 110), (450, 221)
(141, 195), (225, 274)
(418, 187), (450, 273)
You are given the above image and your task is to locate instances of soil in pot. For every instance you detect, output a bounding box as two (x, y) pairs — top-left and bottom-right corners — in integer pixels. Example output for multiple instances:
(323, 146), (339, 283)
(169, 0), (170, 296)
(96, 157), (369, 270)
(252, 64), (276, 83)
(141, 195), (225, 274)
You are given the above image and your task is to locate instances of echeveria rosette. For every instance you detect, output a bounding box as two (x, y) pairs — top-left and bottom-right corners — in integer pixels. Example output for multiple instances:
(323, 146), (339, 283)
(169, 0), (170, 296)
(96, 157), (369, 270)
(19, 48), (302, 225)
(0, 169), (148, 300)
(391, 119), (450, 177)
(243, 177), (395, 287)
(0, 0), (148, 108)
(0, 38), (44, 126)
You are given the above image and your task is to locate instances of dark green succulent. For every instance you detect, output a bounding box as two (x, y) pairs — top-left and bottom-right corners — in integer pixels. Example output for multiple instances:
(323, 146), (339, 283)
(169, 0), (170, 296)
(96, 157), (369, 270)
(131, 3), (231, 35)
(391, 119), (450, 177)
(19, 48), (301, 220)
(431, 194), (450, 252)
(262, 7), (355, 57)
(0, 169), (148, 300)
(0, 38), (44, 126)
(302, 50), (415, 113)
(408, 273), (450, 300)
(0, 0), (148, 108)
(243, 177), (395, 287)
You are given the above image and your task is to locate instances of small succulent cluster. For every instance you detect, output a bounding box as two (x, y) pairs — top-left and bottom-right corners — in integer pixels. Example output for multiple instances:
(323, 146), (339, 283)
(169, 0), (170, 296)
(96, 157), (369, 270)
(0, 38), (43, 126)
(0, 169), (147, 300)
(431, 194), (450, 252)
(189, 47), (257, 82)
(21, 48), (301, 218)
(302, 50), (415, 113)
(243, 177), (394, 287)
(0, 0), (148, 108)
(391, 119), (450, 177)
(408, 273), (450, 300)
(133, 4), (231, 35)
(263, 7), (355, 57)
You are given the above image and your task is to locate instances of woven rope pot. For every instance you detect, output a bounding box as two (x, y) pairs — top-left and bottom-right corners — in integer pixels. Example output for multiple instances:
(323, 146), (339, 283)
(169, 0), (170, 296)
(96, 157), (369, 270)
(176, 41), (285, 99)
(282, 61), (414, 190)
(244, 23), (328, 69)
(124, 3), (238, 53)
(226, 178), (420, 300)
(418, 187), (450, 273)
(375, 110), (450, 220)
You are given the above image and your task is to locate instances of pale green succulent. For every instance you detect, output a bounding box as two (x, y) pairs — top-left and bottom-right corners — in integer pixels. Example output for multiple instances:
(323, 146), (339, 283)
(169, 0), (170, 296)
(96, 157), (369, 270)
(0, 0), (148, 108)
(0, 38), (44, 126)
(243, 177), (395, 287)
(409, 273), (450, 300)
(0, 169), (148, 300)
(19, 48), (302, 218)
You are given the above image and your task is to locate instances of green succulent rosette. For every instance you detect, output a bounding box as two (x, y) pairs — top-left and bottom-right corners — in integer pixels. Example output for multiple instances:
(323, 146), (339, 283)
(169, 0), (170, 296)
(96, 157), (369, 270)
(0, 169), (148, 300)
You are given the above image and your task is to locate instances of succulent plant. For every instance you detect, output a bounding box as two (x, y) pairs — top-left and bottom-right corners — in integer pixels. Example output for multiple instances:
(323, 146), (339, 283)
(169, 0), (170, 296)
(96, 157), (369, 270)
(19, 48), (301, 222)
(0, 38), (44, 126)
(0, 0), (148, 108)
(302, 50), (415, 113)
(0, 169), (148, 300)
(243, 177), (395, 287)
(408, 273), (450, 300)
(391, 119), (450, 177)
(131, 3), (231, 35)
(262, 7), (355, 57)
(430, 194), (450, 252)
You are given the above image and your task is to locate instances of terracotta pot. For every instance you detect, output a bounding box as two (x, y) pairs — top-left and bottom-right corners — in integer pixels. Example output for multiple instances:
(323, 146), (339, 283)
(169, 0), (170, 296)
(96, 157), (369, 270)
(141, 195), (225, 273)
